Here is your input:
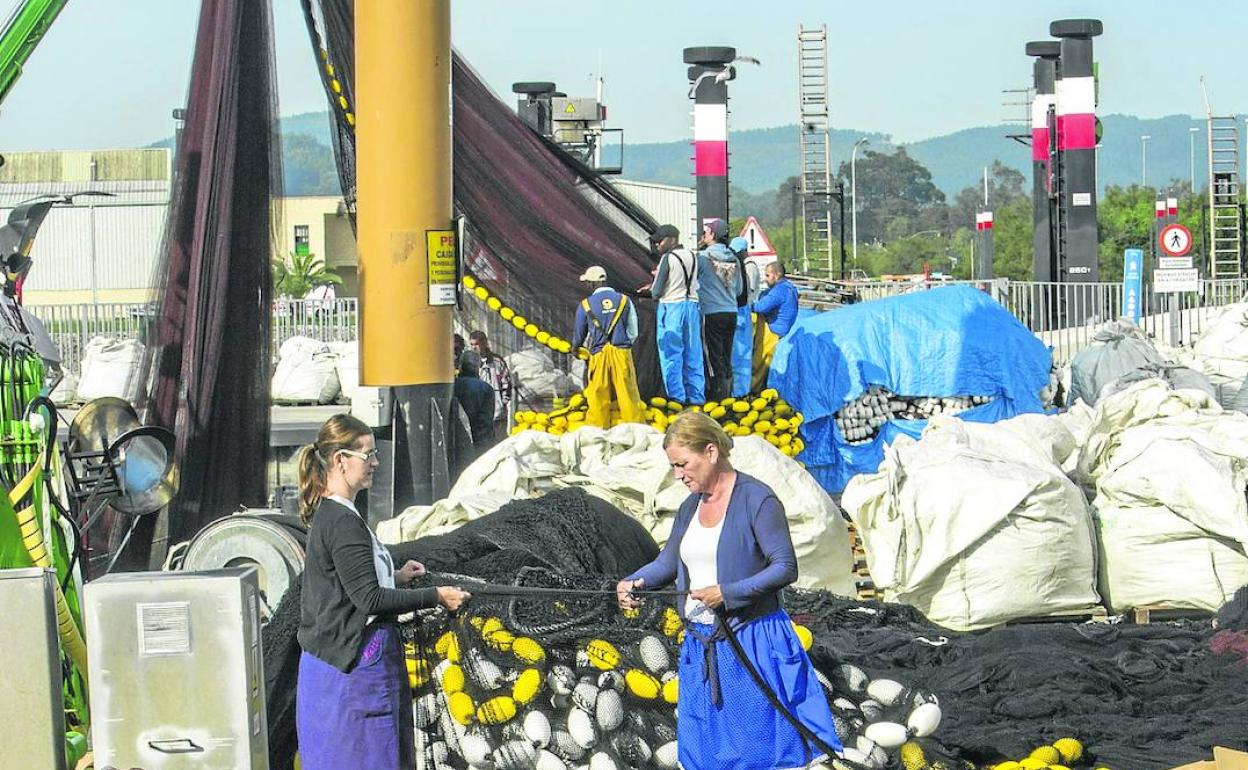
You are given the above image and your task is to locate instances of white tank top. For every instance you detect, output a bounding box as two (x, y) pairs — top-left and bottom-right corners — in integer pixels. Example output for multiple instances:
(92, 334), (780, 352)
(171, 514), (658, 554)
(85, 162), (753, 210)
(680, 500), (723, 624)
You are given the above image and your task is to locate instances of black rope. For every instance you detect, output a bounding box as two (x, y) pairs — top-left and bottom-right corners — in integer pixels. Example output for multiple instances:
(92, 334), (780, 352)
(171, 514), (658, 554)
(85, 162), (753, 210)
(428, 570), (687, 599)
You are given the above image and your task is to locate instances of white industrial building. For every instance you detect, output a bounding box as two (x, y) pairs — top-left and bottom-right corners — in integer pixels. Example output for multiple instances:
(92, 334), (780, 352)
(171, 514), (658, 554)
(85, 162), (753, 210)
(1, 147), (694, 305)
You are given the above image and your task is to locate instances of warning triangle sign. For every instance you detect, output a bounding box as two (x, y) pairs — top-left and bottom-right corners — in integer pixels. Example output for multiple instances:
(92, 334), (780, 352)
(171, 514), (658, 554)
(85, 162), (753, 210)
(739, 216), (777, 257)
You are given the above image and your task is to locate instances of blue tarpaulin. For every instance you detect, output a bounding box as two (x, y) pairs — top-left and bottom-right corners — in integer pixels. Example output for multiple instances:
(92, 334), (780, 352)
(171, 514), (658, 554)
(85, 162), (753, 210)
(771, 285), (1052, 493)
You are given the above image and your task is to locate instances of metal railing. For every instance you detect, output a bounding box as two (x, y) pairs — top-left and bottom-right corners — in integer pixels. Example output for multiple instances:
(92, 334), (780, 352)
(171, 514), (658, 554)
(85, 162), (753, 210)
(29, 298), (361, 374)
(793, 275), (1248, 364)
(28, 278), (1248, 375)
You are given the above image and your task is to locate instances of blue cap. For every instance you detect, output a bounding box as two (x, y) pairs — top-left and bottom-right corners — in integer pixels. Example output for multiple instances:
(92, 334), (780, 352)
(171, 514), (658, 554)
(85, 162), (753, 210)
(729, 236), (749, 254)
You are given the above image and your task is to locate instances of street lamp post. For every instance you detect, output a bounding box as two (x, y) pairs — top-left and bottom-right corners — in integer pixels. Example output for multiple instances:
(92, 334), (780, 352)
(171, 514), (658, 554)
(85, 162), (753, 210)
(1189, 126), (1200, 192)
(1140, 134), (1151, 187)
(851, 138), (869, 266)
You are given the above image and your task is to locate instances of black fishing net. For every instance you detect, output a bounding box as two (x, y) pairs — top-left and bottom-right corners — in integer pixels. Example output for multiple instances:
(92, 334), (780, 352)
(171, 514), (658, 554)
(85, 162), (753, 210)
(785, 587), (1248, 770)
(116, 0), (281, 570)
(262, 488), (659, 770)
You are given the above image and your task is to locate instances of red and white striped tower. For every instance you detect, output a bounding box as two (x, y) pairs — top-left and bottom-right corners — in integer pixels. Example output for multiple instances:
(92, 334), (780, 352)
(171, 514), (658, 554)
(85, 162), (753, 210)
(1052, 19), (1103, 285)
(1026, 41), (1061, 284)
(684, 46), (736, 238)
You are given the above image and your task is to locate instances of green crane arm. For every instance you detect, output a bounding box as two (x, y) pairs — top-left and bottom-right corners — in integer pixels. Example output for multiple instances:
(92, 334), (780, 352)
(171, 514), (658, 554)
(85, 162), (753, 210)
(0, 0), (69, 107)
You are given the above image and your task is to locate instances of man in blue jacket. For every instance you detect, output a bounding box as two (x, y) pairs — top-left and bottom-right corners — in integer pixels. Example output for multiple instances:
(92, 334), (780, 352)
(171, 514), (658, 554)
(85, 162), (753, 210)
(573, 265), (645, 428)
(696, 218), (743, 401)
(752, 261), (799, 389)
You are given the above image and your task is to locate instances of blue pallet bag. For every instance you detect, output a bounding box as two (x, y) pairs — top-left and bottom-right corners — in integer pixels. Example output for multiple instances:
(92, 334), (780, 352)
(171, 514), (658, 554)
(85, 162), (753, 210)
(770, 285), (1052, 493)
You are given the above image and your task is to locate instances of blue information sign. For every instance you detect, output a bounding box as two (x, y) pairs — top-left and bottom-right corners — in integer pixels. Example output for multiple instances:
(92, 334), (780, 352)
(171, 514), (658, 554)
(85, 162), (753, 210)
(1121, 248), (1143, 325)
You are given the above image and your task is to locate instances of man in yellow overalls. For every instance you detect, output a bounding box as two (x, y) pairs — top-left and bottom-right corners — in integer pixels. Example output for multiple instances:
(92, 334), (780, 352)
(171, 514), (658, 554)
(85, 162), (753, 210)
(573, 266), (645, 428)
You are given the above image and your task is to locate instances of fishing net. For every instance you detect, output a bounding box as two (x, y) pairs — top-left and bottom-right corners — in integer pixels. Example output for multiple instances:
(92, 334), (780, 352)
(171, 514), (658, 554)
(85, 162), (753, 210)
(114, 0), (282, 570)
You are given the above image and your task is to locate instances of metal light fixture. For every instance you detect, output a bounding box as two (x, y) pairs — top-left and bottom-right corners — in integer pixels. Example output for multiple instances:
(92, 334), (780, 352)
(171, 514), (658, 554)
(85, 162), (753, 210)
(66, 397), (179, 522)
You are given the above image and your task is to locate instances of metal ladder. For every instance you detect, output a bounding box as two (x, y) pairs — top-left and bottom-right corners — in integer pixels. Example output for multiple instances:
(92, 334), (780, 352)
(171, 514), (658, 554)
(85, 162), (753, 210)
(1207, 116), (1243, 290)
(797, 24), (833, 277)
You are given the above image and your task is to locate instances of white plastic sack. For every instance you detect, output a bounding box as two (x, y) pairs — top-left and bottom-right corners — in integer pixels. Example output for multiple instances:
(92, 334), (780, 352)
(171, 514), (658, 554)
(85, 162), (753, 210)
(50, 368), (79, 406)
(1191, 303), (1248, 384)
(1075, 380), (1248, 612)
(329, 340), (360, 403)
(506, 347), (578, 401)
(76, 337), (145, 403)
(1068, 320), (1164, 406)
(842, 414), (1099, 631)
(271, 336), (340, 404)
(377, 423), (855, 596)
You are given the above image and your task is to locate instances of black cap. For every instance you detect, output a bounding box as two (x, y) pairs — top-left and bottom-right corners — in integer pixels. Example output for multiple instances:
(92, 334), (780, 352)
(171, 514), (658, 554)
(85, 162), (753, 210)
(649, 224), (680, 243)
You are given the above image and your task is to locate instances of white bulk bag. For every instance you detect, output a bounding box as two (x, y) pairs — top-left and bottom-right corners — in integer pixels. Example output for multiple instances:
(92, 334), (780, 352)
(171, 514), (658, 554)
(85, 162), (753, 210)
(76, 337), (145, 403)
(271, 336), (340, 404)
(842, 414), (1099, 631)
(378, 423), (854, 596)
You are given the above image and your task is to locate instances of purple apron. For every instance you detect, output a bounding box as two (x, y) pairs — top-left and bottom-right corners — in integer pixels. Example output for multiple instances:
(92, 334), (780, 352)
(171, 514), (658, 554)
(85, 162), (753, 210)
(296, 624), (413, 770)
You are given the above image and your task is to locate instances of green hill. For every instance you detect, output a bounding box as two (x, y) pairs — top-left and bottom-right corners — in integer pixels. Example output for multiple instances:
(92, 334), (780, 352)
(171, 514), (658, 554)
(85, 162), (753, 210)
(147, 110), (1242, 198)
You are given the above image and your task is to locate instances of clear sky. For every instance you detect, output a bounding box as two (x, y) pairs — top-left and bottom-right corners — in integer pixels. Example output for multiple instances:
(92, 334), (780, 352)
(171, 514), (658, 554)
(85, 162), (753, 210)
(0, 0), (1244, 152)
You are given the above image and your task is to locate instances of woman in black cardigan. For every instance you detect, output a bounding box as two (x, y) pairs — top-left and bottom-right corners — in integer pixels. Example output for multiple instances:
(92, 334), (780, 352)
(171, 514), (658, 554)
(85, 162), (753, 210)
(294, 414), (470, 770)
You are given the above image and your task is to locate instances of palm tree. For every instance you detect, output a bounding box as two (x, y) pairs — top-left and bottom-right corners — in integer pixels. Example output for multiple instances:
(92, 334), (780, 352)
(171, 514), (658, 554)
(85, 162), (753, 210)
(272, 250), (342, 298)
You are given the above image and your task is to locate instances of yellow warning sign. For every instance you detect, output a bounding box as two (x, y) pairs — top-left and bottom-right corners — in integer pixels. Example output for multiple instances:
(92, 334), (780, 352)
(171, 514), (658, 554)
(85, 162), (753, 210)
(564, 103), (577, 114)
(426, 229), (457, 306)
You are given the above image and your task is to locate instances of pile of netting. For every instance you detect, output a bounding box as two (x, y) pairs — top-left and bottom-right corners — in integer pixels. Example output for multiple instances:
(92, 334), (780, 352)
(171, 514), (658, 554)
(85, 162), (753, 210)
(788, 589), (1248, 770)
(262, 488), (659, 770)
(262, 486), (1248, 770)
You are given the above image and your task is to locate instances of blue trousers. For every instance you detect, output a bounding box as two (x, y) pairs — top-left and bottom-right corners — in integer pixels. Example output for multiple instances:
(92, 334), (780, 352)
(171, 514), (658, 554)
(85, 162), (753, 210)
(732, 305), (754, 397)
(657, 300), (705, 404)
(296, 624), (412, 770)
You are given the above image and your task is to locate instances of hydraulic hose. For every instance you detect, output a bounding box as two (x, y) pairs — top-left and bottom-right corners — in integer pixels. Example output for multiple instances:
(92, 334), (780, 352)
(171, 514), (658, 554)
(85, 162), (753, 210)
(10, 464), (88, 678)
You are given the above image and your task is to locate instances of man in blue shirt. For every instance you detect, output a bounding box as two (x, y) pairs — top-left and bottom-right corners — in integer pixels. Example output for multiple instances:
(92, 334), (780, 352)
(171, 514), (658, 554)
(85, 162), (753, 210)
(696, 218), (743, 401)
(573, 265), (645, 428)
(752, 261), (799, 389)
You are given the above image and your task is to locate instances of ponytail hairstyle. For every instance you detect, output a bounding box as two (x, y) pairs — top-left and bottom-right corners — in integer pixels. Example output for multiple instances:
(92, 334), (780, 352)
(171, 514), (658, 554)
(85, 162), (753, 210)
(297, 413), (373, 524)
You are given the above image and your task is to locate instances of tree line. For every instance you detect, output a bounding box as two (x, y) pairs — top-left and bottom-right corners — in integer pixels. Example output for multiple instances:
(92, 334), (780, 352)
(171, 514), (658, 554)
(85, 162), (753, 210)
(730, 147), (1220, 282)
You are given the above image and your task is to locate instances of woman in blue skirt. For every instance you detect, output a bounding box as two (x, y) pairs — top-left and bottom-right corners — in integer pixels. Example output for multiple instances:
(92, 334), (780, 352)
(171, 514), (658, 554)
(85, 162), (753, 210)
(617, 411), (843, 770)
(295, 414), (471, 770)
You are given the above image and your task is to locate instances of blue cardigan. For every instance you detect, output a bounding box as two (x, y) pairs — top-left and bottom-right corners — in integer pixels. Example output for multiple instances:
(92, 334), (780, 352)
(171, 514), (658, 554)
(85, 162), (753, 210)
(626, 472), (797, 621)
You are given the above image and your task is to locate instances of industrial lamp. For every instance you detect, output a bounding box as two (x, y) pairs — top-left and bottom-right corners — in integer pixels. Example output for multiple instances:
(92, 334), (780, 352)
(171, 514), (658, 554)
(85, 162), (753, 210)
(65, 397), (179, 528)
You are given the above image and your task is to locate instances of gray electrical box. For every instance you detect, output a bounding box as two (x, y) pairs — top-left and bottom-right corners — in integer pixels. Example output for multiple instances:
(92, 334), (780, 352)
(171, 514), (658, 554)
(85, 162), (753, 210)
(85, 567), (268, 770)
(0, 567), (68, 770)
(550, 96), (602, 122)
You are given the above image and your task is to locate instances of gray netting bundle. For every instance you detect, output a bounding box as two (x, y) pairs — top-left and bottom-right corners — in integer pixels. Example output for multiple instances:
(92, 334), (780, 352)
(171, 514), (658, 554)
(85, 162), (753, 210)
(834, 386), (995, 446)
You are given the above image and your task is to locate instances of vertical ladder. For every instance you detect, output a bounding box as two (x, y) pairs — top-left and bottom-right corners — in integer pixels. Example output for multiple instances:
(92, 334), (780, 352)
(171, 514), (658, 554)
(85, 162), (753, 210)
(1048, 102), (1069, 325)
(797, 25), (833, 277)
(1207, 115), (1243, 291)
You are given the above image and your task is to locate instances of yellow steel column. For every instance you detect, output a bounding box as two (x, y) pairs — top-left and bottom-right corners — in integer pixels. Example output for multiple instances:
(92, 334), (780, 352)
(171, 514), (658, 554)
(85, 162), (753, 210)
(356, 0), (453, 385)
(356, 0), (455, 508)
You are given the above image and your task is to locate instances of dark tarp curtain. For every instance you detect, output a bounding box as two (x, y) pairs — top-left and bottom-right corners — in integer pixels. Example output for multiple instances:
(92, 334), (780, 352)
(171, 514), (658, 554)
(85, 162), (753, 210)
(116, 0), (281, 569)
